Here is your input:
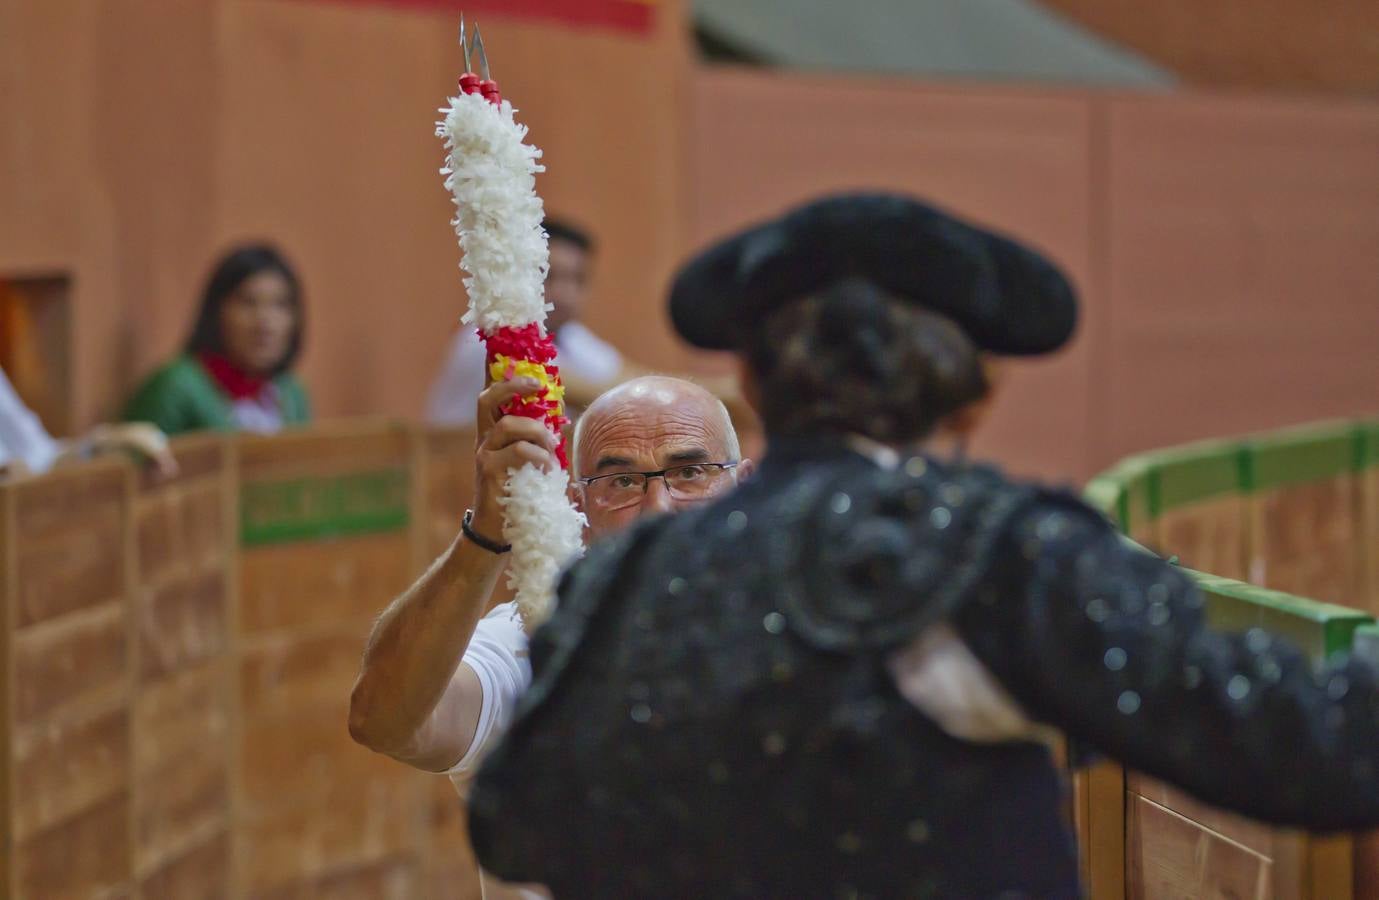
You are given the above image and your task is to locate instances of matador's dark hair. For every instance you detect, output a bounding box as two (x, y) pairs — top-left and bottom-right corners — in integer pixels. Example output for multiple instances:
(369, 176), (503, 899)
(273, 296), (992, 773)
(744, 278), (988, 443)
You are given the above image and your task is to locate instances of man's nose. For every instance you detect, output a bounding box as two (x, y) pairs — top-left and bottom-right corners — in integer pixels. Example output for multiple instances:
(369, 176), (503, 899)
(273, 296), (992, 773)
(640, 476), (675, 515)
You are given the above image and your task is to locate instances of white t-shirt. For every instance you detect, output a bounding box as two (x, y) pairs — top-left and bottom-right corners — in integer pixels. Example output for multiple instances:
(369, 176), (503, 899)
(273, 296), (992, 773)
(426, 321), (624, 427)
(447, 602), (533, 781)
(0, 366), (61, 474)
(445, 602), (546, 900)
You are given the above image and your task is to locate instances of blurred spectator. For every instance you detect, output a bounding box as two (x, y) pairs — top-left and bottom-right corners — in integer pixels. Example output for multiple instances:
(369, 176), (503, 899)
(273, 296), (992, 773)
(124, 244), (311, 435)
(1, 365), (175, 480)
(427, 217), (747, 428)
(428, 218), (616, 425)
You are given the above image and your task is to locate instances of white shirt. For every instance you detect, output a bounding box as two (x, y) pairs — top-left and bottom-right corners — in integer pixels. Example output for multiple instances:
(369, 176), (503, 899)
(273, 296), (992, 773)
(447, 602), (533, 782)
(230, 387), (285, 434)
(0, 366), (62, 474)
(426, 322), (624, 427)
(446, 602), (546, 900)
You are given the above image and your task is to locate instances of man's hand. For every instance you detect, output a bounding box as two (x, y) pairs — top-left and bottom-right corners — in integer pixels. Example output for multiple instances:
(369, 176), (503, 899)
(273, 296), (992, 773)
(89, 422), (179, 479)
(472, 377), (559, 539)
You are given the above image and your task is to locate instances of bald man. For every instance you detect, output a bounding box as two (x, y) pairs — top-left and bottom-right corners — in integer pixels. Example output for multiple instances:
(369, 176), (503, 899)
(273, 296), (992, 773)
(349, 375), (750, 897)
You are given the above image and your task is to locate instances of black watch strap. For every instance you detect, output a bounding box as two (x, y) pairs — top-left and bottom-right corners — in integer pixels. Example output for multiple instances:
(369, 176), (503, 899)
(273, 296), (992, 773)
(463, 509), (512, 554)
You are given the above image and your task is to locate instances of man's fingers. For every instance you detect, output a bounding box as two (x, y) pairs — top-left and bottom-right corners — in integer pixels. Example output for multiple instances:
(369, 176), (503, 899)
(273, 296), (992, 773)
(481, 415), (558, 453)
(476, 377), (544, 428)
(481, 442), (558, 477)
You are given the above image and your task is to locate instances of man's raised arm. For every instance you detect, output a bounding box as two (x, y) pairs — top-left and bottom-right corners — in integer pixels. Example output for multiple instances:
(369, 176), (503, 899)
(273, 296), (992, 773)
(348, 378), (556, 771)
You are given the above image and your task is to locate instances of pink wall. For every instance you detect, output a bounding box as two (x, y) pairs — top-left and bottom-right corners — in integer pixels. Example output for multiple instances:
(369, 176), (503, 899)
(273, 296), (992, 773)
(0, 0), (692, 426)
(690, 67), (1379, 481)
(4, 4), (1375, 483)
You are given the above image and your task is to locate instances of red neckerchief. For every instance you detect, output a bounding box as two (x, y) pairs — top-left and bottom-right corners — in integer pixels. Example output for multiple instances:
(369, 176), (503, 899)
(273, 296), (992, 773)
(198, 351), (268, 401)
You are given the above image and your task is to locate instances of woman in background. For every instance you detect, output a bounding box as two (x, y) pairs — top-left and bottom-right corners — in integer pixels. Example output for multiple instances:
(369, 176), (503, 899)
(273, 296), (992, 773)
(124, 244), (310, 435)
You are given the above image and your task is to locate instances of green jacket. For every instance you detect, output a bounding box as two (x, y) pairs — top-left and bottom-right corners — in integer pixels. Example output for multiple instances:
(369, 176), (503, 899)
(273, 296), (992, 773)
(123, 355), (311, 436)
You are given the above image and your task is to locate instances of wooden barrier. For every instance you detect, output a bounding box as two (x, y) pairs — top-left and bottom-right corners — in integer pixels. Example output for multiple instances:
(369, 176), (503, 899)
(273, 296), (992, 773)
(0, 422), (489, 899)
(1084, 416), (1379, 900)
(131, 434), (234, 895)
(235, 422), (424, 896)
(2, 416), (1376, 897)
(1248, 424), (1366, 608)
(2, 459), (135, 898)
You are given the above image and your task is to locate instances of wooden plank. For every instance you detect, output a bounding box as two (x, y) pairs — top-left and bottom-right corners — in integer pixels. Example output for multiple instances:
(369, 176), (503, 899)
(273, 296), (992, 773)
(427, 777), (483, 900)
(224, 437), (248, 900)
(250, 856), (418, 900)
(137, 830), (230, 900)
(142, 434), (227, 486)
(129, 441), (231, 899)
(134, 734), (228, 879)
(240, 630), (369, 724)
(1127, 793), (1270, 900)
(239, 706), (421, 825)
(11, 693), (128, 843)
(237, 422), (412, 482)
(1158, 495), (1249, 581)
(14, 501), (124, 628)
(235, 744), (422, 895)
(1084, 761), (1127, 900)
(121, 447), (140, 900)
(137, 569), (228, 683)
(1252, 477), (1361, 606)
(2, 479), (15, 899)
(11, 600), (127, 723)
(14, 792), (132, 898)
(1308, 834), (1354, 900)
(133, 663), (230, 879)
(11, 460), (125, 540)
(133, 663), (230, 772)
(421, 427), (475, 560)
(1128, 773), (1273, 858)
(239, 534), (412, 637)
(136, 479), (226, 588)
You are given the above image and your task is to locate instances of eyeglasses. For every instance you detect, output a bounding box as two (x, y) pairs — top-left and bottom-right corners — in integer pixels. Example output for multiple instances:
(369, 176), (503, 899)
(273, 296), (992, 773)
(578, 463), (739, 511)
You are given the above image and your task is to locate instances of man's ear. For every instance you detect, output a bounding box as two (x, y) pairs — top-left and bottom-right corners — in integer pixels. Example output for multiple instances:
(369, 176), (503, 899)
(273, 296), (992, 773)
(737, 458), (757, 481)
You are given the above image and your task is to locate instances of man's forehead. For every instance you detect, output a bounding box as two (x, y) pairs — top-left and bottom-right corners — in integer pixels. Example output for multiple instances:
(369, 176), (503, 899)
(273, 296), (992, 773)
(576, 385), (726, 467)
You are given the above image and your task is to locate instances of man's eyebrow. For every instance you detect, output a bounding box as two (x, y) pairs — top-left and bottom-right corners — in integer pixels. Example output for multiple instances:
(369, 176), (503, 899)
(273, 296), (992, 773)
(594, 455), (635, 472)
(667, 448), (710, 465)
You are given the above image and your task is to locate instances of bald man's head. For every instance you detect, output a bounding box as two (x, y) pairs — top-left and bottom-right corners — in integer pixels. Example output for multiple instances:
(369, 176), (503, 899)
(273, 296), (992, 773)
(571, 376), (747, 536)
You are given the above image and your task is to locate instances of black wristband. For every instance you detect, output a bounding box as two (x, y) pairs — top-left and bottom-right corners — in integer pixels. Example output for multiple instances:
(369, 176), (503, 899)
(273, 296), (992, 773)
(463, 509), (512, 554)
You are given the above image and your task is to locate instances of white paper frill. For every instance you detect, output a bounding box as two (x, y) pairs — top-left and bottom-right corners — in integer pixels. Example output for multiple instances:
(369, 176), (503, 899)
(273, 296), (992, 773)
(439, 90), (586, 624)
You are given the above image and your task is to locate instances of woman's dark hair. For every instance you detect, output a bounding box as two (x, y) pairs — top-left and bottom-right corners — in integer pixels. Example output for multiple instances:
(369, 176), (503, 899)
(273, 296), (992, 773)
(743, 278), (988, 444)
(543, 217), (594, 254)
(185, 243), (304, 377)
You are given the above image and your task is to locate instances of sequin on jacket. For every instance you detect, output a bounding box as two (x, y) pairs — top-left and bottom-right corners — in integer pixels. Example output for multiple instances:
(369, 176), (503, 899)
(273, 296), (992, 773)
(469, 439), (1379, 899)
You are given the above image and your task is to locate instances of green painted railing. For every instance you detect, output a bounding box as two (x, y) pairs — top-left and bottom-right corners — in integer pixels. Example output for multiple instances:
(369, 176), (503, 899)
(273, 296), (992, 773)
(1085, 417), (1379, 662)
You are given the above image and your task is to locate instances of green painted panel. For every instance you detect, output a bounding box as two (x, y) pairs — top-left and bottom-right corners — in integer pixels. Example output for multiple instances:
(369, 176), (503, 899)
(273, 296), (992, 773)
(1084, 457), (1156, 534)
(1083, 476), (1123, 521)
(1246, 421), (1359, 491)
(1191, 569), (1372, 660)
(1362, 420), (1379, 469)
(1150, 441), (1247, 512)
(241, 468), (410, 546)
